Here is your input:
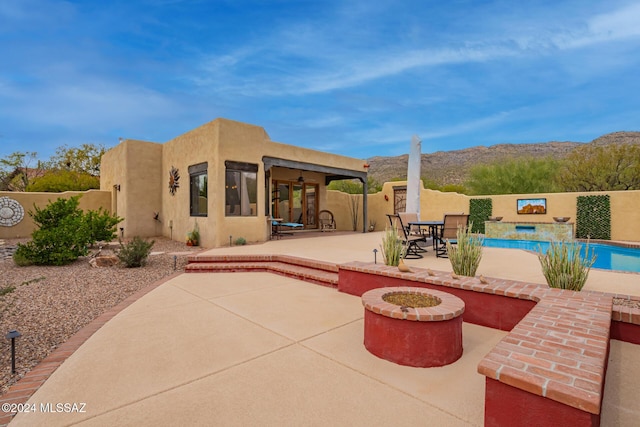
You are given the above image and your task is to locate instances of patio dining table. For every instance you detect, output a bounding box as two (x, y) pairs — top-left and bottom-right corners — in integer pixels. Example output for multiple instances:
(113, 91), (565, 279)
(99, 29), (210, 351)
(409, 220), (444, 249)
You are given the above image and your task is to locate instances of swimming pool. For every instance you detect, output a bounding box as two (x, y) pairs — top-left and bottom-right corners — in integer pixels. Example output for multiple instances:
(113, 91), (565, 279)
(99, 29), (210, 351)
(483, 238), (640, 274)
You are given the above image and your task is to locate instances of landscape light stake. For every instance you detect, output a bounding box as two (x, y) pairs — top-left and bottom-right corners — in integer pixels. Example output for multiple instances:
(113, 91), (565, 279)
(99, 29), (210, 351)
(373, 248), (378, 264)
(6, 330), (21, 375)
(229, 235), (232, 247)
(173, 255), (177, 270)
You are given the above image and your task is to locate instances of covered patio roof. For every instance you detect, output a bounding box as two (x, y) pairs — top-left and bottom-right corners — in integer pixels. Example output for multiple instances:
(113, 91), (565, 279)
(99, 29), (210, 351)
(262, 156), (368, 233)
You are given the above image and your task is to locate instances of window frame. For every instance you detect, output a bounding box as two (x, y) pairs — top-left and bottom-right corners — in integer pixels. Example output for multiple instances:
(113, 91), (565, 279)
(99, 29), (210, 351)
(189, 162), (208, 217)
(225, 161), (258, 217)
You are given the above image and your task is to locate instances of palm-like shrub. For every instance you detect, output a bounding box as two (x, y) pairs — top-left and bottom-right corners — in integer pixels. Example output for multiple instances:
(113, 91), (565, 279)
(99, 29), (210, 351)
(446, 223), (484, 276)
(380, 226), (406, 266)
(537, 241), (596, 291)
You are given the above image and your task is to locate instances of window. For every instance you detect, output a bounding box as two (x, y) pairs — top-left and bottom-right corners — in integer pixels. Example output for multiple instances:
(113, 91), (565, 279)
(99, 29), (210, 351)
(189, 162), (208, 216)
(225, 161), (258, 216)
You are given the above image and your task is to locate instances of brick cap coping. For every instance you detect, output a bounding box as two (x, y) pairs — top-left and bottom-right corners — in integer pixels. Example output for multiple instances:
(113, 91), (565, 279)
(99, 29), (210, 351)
(188, 254), (339, 273)
(362, 286), (465, 321)
(340, 261), (640, 326)
(478, 291), (612, 415)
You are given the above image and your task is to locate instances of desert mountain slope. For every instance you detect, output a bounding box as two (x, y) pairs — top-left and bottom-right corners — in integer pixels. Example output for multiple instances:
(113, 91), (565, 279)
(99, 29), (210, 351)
(366, 131), (640, 186)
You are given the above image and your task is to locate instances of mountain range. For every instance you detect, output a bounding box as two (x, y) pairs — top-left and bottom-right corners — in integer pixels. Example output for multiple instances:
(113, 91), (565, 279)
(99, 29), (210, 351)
(365, 131), (640, 187)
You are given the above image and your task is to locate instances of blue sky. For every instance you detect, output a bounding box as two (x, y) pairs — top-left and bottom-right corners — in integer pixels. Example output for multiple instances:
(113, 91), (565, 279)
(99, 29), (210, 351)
(1, 0), (639, 161)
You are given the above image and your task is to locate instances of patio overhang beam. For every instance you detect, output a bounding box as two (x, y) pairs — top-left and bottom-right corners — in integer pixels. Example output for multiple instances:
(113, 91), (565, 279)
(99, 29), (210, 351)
(262, 157), (367, 182)
(262, 156), (368, 233)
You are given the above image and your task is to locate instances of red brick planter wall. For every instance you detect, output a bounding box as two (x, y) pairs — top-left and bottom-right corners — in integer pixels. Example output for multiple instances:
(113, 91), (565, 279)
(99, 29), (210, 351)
(340, 267), (535, 331)
(485, 378), (600, 427)
(362, 287), (465, 367)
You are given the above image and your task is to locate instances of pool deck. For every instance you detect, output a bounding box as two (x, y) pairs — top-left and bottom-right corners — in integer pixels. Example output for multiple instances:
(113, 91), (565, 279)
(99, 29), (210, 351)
(4, 232), (640, 426)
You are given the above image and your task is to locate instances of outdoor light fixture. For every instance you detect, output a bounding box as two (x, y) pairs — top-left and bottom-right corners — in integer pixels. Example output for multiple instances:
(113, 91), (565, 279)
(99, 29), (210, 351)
(297, 173), (304, 183)
(120, 227), (124, 238)
(373, 248), (378, 264)
(6, 330), (21, 375)
(113, 184), (121, 192)
(229, 235), (233, 246)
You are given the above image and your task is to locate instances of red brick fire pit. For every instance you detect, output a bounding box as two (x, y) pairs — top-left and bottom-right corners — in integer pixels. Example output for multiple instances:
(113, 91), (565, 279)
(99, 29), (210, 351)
(362, 286), (465, 367)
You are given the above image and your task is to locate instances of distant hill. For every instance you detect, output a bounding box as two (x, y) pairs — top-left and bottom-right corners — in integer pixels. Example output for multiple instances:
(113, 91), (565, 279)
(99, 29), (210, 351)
(366, 131), (640, 187)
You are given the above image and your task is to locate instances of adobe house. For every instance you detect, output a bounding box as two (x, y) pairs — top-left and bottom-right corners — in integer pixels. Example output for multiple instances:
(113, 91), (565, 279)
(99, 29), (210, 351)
(100, 118), (368, 247)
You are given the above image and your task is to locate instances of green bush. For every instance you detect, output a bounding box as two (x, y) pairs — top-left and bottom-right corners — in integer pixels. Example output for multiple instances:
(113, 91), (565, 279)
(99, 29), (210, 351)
(12, 250), (33, 267)
(13, 196), (122, 266)
(380, 226), (406, 266)
(537, 241), (596, 291)
(117, 237), (155, 268)
(85, 208), (122, 242)
(234, 237), (247, 245)
(446, 223), (484, 276)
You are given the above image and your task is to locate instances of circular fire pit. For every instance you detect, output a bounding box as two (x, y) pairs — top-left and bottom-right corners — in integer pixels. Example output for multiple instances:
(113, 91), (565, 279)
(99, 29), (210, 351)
(362, 287), (465, 367)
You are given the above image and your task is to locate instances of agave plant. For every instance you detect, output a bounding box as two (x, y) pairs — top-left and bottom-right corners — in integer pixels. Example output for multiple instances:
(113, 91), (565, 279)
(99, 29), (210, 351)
(538, 240), (596, 291)
(446, 222), (484, 277)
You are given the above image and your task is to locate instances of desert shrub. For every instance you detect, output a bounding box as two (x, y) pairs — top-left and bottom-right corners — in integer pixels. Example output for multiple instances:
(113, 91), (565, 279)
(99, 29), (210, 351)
(380, 226), (405, 266)
(13, 196), (122, 266)
(84, 208), (122, 242)
(117, 237), (155, 268)
(12, 250), (33, 267)
(538, 241), (596, 291)
(446, 223), (484, 276)
(234, 237), (246, 245)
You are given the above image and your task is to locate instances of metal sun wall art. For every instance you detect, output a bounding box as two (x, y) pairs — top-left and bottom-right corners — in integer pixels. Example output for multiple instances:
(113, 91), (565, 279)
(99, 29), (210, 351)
(0, 197), (25, 227)
(169, 166), (180, 195)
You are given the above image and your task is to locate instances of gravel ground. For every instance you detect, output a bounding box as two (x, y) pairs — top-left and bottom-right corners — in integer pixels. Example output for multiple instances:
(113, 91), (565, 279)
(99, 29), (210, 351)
(0, 237), (202, 396)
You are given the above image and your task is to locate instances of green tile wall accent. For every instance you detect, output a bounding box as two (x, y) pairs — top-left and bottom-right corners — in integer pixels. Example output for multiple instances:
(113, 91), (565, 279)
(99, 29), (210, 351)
(576, 195), (611, 240)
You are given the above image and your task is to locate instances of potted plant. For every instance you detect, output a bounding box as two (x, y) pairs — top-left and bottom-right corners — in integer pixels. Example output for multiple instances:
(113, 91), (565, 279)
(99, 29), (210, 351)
(186, 222), (200, 246)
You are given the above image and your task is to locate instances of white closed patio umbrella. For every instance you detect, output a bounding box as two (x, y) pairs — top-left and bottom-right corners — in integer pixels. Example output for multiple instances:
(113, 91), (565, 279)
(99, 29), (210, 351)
(405, 135), (422, 217)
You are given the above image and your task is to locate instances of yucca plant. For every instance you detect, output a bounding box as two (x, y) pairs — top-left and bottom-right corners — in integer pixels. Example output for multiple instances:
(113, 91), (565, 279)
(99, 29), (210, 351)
(380, 226), (406, 266)
(446, 222), (484, 277)
(537, 240), (596, 291)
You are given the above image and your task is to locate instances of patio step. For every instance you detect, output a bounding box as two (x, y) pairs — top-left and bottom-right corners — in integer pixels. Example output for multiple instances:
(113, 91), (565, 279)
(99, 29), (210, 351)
(185, 254), (339, 288)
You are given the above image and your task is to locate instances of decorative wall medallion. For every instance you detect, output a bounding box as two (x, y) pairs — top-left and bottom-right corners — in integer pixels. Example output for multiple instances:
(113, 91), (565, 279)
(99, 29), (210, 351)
(0, 197), (25, 227)
(169, 166), (180, 195)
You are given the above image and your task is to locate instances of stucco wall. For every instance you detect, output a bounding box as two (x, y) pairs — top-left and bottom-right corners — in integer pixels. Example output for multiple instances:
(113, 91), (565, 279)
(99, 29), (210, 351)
(327, 182), (639, 242)
(101, 139), (163, 239)
(0, 190), (112, 239)
(161, 120), (220, 247)
(100, 118), (368, 247)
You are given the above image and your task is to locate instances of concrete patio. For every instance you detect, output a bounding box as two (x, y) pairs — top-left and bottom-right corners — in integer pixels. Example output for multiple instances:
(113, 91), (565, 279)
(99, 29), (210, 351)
(8, 232), (640, 426)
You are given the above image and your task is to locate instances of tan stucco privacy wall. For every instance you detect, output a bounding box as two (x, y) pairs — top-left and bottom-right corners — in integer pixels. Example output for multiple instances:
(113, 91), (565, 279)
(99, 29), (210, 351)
(0, 190), (111, 239)
(3, 182), (640, 243)
(347, 181), (640, 242)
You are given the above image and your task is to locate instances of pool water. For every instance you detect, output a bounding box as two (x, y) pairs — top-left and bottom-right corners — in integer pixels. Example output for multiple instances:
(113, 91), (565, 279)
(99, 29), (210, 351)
(483, 238), (640, 273)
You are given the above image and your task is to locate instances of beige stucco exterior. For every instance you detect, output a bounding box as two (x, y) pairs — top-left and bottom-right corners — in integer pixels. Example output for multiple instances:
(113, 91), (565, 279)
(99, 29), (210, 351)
(100, 118), (369, 247)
